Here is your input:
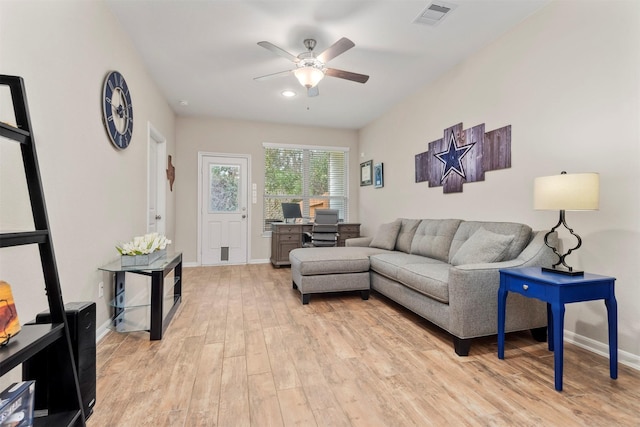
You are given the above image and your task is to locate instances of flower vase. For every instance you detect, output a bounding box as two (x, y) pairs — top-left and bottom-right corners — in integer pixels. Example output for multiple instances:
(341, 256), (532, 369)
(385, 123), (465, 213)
(121, 249), (166, 267)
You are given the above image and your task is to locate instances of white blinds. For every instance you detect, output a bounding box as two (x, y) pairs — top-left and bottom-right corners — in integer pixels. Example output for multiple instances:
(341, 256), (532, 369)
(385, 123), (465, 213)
(263, 144), (349, 231)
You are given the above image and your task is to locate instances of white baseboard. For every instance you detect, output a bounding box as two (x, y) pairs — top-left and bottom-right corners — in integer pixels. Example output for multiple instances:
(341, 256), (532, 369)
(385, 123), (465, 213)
(96, 318), (111, 343)
(564, 330), (640, 372)
(182, 259), (270, 268)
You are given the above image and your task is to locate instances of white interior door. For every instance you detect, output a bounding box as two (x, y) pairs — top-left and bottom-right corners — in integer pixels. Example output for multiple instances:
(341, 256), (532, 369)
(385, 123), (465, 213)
(148, 140), (158, 232)
(148, 124), (166, 234)
(200, 155), (248, 265)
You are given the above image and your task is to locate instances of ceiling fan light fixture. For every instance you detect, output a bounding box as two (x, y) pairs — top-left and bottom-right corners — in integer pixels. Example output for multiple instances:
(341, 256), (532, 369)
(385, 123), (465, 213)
(294, 66), (325, 89)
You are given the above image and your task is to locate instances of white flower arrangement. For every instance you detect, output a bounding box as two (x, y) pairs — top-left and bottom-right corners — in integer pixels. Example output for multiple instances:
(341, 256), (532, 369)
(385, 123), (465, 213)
(116, 232), (171, 256)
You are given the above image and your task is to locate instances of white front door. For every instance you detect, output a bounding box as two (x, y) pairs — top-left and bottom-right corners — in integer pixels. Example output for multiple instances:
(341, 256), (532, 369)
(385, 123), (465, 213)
(200, 155), (248, 265)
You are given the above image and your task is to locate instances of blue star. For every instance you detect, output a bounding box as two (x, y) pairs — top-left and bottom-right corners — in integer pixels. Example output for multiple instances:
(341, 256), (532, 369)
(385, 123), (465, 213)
(434, 132), (475, 183)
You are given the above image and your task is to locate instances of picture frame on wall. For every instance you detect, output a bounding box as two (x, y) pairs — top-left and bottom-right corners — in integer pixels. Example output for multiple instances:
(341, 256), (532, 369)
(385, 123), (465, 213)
(360, 160), (373, 186)
(374, 162), (384, 188)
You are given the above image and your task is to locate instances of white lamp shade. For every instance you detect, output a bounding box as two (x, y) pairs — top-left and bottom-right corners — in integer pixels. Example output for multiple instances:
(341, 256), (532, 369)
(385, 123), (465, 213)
(294, 67), (324, 88)
(534, 172), (599, 211)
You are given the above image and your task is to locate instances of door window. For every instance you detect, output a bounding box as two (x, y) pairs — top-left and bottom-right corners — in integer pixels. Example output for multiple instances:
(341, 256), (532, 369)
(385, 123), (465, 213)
(209, 164), (240, 213)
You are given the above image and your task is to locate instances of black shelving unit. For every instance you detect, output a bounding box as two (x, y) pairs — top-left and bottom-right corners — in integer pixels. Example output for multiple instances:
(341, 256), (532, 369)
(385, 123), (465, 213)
(0, 75), (85, 426)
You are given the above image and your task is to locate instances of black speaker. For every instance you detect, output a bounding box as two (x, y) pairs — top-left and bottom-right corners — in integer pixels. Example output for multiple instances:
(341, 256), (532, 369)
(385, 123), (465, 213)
(23, 302), (96, 420)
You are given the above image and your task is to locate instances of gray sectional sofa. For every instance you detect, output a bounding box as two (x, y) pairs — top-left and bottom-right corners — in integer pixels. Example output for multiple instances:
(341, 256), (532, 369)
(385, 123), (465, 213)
(289, 218), (558, 356)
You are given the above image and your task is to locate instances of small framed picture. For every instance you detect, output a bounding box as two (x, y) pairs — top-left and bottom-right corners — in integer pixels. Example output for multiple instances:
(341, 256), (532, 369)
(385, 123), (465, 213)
(374, 162), (384, 188)
(360, 160), (373, 186)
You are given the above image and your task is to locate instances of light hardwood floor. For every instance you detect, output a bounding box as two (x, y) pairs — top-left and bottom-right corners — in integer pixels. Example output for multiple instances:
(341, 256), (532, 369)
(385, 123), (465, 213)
(89, 264), (640, 426)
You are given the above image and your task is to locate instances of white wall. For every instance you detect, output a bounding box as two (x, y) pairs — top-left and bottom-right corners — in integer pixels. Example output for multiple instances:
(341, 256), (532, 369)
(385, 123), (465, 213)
(175, 116), (358, 263)
(0, 1), (176, 347)
(358, 1), (640, 364)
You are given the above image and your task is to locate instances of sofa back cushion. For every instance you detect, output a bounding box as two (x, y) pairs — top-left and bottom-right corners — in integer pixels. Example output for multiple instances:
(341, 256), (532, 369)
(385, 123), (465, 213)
(450, 227), (515, 266)
(394, 219), (421, 253)
(448, 221), (532, 263)
(369, 220), (402, 250)
(409, 219), (462, 262)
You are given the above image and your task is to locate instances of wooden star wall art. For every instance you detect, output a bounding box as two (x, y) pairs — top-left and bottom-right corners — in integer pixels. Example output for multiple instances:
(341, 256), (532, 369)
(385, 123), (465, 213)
(415, 122), (511, 193)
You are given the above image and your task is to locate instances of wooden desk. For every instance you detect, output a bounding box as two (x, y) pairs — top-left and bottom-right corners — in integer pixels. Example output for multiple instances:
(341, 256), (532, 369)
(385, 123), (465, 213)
(270, 222), (360, 267)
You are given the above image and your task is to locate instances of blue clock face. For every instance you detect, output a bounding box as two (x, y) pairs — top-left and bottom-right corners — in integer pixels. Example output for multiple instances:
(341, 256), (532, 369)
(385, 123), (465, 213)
(102, 71), (133, 149)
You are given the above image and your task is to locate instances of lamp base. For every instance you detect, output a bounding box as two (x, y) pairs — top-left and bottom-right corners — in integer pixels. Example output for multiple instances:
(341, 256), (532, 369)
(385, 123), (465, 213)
(542, 266), (584, 276)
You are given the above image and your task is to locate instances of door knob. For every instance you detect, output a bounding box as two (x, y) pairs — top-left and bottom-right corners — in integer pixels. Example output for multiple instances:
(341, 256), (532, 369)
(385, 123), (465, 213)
(155, 215), (162, 220)
(242, 215), (247, 219)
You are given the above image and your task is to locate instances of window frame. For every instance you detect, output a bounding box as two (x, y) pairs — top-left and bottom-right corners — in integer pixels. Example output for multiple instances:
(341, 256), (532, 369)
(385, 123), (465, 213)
(262, 142), (350, 234)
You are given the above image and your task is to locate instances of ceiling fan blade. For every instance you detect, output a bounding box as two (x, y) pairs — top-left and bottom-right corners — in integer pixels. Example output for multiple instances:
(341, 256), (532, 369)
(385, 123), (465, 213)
(325, 68), (369, 84)
(257, 41), (300, 63)
(307, 86), (319, 97)
(317, 37), (355, 63)
(253, 69), (293, 81)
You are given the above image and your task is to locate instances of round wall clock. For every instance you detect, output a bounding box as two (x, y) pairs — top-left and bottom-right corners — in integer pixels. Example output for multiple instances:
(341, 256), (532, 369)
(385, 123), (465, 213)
(102, 71), (133, 149)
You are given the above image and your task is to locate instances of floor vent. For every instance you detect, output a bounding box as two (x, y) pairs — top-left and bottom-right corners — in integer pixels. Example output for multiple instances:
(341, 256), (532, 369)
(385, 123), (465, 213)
(414, 1), (457, 26)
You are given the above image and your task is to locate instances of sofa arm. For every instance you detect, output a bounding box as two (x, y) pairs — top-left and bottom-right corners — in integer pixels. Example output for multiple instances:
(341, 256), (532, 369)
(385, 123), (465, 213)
(446, 231), (557, 339)
(346, 236), (373, 247)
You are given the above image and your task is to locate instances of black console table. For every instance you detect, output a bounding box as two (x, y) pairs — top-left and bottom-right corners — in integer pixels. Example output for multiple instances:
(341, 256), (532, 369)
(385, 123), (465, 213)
(99, 252), (182, 340)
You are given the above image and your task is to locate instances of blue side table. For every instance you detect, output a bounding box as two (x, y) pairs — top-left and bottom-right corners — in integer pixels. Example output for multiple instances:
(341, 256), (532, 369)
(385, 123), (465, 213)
(498, 267), (617, 391)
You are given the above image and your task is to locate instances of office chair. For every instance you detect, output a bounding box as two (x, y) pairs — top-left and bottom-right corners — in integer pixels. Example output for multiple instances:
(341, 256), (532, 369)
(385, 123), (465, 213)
(302, 209), (340, 247)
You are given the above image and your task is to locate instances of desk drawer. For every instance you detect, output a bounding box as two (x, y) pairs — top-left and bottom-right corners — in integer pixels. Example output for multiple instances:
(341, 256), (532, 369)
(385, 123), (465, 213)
(503, 276), (548, 300)
(273, 225), (300, 234)
(339, 225), (360, 233)
(278, 234), (300, 242)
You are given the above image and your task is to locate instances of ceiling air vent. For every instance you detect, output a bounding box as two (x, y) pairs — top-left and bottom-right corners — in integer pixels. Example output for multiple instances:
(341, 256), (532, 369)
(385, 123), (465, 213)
(414, 1), (457, 26)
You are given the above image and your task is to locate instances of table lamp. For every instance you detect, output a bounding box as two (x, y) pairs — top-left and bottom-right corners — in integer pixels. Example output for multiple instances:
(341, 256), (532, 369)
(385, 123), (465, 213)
(534, 171), (599, 276)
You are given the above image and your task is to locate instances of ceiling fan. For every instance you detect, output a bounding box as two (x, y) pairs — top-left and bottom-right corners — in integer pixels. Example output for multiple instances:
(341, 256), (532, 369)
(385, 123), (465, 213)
(254, 37), (369, 97)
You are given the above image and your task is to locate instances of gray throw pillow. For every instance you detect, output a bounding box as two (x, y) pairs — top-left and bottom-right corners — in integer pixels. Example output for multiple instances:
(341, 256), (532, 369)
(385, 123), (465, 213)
(369, 220), (402, 250)
(395, 219), (421, 253)
(450, 227), (515, 266)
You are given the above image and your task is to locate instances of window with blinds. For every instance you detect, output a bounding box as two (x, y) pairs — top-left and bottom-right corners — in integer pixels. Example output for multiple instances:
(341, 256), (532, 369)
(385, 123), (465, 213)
(263, 143), (349, 232)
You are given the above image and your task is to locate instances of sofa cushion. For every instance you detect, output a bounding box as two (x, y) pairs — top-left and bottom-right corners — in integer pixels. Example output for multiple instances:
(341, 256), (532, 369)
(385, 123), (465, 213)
(396, 262), (451, 304)
(289, 247), (381, 276)
(409, 219), (462, 262)
(450, 227), (515, 266)
(449, 221), (532, 263)
(369, 220), (402, 250)
(369, 252), (441, 281)
(395, 219), (421, 253)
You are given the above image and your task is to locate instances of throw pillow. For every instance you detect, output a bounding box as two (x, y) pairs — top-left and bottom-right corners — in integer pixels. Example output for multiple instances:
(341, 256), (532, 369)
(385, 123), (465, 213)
(394, 219), (421, 253)
(369, 220), (402, 250)
(450, 227), (515, 266)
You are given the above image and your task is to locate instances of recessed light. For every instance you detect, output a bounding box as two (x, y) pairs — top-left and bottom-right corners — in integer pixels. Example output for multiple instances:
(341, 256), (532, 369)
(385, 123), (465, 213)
(179, 100), (189, 106)
(281, 90), (296, 98)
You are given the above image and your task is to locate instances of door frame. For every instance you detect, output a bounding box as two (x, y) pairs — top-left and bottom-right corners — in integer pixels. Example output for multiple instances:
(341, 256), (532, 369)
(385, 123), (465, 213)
(148, 122), (166, 234)
(197, 151), (252, 266)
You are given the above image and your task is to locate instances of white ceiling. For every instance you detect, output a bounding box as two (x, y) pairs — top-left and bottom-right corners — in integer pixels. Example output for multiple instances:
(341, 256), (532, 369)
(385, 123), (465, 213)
(106, 0), (549, 130)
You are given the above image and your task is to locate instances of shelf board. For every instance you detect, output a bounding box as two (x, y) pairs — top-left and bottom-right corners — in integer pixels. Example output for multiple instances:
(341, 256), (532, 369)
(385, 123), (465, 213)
(0, 323), (64, 376)
(0, 121), (30, 144)
(0, 230), (49, 247)
(34, 410), (82, 427)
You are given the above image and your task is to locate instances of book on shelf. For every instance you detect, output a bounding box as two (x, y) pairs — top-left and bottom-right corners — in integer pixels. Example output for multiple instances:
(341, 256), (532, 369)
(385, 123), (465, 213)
(0, 381), (35, 426)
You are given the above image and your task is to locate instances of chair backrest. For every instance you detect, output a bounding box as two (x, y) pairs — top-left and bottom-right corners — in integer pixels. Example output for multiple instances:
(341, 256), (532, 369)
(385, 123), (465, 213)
(311, 209), (339, 237)
(314, 209), (339, 225)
